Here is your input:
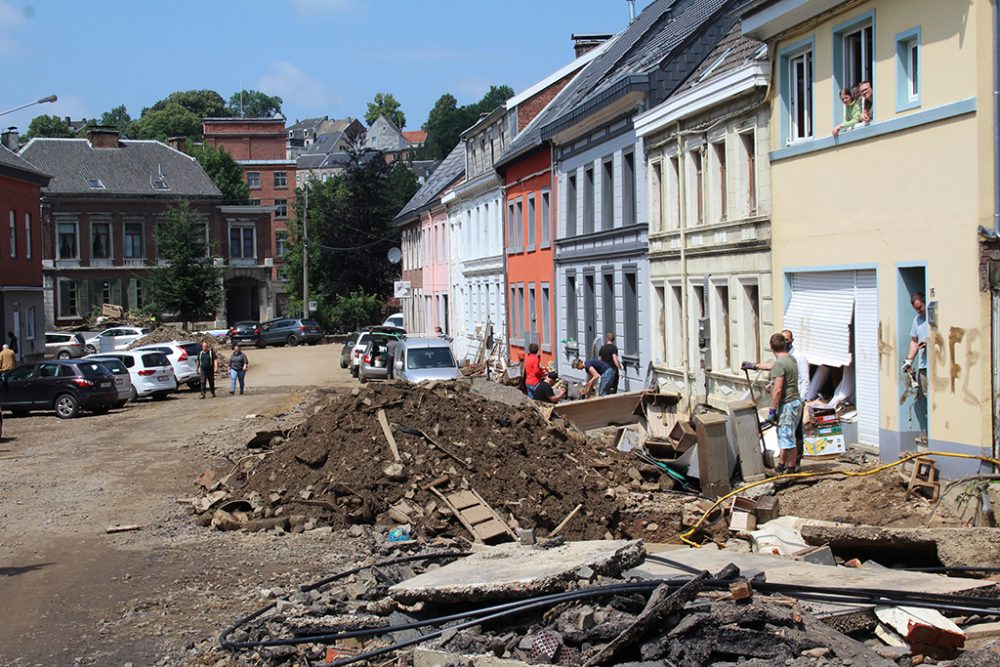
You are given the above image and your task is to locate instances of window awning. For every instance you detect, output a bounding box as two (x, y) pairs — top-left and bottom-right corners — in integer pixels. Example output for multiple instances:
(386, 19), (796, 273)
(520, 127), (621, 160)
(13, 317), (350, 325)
(784, 272), (855, 367)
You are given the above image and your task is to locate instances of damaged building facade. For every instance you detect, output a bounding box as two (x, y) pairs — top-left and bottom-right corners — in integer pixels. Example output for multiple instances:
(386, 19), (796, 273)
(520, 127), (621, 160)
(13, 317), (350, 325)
(636, 24), (773, 408)
(741, 0), (995, 474)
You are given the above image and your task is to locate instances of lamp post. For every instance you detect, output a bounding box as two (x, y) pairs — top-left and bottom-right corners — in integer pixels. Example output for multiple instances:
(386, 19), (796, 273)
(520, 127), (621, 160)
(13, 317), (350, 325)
(0, 94), (57, 119)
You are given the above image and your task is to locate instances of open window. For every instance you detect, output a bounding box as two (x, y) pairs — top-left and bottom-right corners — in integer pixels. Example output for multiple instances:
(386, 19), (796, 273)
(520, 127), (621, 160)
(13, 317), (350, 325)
(834, 13), (875, 124)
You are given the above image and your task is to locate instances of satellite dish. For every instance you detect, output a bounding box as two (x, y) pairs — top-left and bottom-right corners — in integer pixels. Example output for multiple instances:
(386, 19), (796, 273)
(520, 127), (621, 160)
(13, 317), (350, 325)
(387, 247), (402, 264)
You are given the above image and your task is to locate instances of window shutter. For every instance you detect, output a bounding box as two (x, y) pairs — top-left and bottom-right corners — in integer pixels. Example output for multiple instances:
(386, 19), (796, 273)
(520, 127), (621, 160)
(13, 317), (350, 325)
(78, 280), (89, 317)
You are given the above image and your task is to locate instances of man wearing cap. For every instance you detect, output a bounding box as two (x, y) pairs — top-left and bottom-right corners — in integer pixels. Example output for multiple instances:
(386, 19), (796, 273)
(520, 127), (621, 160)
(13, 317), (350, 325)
(533, 371), (566, 404)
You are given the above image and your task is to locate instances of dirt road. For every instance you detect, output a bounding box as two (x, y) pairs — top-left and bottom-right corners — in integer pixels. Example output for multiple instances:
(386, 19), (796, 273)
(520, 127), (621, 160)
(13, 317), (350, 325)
(0, 343), (359, 666)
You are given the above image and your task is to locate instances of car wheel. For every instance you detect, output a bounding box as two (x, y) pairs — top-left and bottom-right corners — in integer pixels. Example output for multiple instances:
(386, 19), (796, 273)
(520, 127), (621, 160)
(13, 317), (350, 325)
(359, 370), (367, 384)
(84, 344), (96, 355)
(287, 334), (299, 347)
(340, 358), (348, 369)
(129, 387), (138, 403)
(91, 406), (110, 415)
(114, 400), (127, 409)
(186, 380), (201, 390)
(54, 393), (79, 419)
(57, 350), (71, 360)
(152, 392), (168, 401)
(255, 338), (265, 349)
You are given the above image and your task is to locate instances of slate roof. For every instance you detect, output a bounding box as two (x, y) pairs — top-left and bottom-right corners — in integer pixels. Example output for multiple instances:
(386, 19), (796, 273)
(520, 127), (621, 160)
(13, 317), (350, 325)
(394, 142), (466, 223)
(0, 144), (50, 184)
(672, 21), (766, 95)
(299, 149), (383, 172)
(20, 138), (221, 197)
(498, 0), (736, 166)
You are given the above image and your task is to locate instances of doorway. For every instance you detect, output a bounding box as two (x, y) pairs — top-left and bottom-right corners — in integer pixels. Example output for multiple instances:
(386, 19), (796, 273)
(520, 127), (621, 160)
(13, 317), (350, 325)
(897, 265), (928, 449)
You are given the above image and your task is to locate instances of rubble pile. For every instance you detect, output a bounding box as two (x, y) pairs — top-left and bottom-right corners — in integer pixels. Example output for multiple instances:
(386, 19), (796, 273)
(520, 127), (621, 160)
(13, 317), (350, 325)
(192, 381), (637, 540)
(128, 326), (229, 372)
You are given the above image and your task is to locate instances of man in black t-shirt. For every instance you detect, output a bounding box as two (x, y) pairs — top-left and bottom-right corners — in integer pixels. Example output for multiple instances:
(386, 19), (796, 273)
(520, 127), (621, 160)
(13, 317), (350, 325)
(533, 371), (566, 404)
(598, 332), (623, 395)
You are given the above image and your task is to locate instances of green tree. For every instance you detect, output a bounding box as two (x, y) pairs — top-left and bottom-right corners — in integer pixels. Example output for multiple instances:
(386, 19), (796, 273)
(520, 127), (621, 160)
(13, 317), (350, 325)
(281, 152), (418, 329)
(365, 92), (405, 129)
(148, 90), (230, 118)
(419, 86), (514, 159)
(228, 89), (283, 117)
(98, 105), (135, 138)
(133, 90), (231, 141)
(188, 143), (250, 204)
(327, 291), (384, 332)
(24, 114), (75, 140)
(147, 203), (224, 328)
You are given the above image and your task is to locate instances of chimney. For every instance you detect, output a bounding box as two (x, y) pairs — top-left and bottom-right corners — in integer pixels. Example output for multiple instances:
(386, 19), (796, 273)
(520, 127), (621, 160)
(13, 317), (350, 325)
(571, 33), (615, 58)
(88, 125), (120, 149)
(2, 127), (18, 152)
(627, 0), (637, 24)
(168, 136), (187, 153)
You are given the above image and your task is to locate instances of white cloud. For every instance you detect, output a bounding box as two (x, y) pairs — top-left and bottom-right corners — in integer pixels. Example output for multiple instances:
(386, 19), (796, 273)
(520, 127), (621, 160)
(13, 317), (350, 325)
(0, 1), (27, 55)
(256, 62), (337, 113)
(290, 0), (355, 14)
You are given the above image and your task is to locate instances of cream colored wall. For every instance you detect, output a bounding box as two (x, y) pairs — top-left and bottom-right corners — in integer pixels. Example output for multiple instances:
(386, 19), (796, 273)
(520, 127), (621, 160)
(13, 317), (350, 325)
(768, 0), (992, 450)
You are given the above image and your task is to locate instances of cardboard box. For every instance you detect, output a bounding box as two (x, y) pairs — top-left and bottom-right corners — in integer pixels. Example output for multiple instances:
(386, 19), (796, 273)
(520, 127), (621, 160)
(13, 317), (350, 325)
(804, 433), (846, 456)
(669, 419), (697, 452)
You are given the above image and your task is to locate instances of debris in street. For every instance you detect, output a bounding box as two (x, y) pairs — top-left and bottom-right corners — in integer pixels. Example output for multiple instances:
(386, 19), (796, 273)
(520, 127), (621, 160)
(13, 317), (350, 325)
(800, 523), (1000, 568)
(105, 524), (142, 534)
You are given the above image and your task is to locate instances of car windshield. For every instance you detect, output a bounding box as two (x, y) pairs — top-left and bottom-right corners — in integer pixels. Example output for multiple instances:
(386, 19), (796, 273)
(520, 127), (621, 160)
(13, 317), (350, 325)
(141, 352), (170, 368)
(94, 358), (126, 374)
(180, 343), (201, 357)
(79, 362), (112, 377)
(302, 319), (319, 327)
(406, 347), (456, 369)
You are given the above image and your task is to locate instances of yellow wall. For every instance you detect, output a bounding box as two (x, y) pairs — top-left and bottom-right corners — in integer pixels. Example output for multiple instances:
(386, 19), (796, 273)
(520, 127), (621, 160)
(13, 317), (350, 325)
(768, 0), (993, 452)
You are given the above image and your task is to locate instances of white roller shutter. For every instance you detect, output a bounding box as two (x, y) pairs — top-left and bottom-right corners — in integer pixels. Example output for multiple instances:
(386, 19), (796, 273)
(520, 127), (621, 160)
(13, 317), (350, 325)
(854, 270), (880, 447)
(784, 272), (855, 367)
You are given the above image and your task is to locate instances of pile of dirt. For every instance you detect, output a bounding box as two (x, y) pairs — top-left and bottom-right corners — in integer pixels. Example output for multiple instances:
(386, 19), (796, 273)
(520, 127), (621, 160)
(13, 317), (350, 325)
(128, 326), (229, 373)
(196, 381), (636, 541)
(776, 470), (957, 527)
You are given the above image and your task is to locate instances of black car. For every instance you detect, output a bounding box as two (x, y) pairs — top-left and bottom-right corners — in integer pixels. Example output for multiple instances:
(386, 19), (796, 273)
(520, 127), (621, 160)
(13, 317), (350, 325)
(259, 318), (324, 347)
(340, 332), (358, 368)
(0, 359), (119, 419)
(229, 321), (264, 348)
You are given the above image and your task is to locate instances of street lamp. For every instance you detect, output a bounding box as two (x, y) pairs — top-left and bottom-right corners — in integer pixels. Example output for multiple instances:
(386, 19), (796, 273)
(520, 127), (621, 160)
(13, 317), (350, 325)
(0, 94), (57, 118)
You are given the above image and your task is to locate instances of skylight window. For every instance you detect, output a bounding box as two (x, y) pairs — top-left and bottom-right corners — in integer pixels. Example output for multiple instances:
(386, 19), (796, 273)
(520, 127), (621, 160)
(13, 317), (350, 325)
(152, 179), (169, 191)
(88, 179), (106, 189)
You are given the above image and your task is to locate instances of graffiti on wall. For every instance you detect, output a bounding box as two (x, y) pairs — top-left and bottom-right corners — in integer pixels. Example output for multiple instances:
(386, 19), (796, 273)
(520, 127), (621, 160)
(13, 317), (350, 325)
(930, 326), (981, 405)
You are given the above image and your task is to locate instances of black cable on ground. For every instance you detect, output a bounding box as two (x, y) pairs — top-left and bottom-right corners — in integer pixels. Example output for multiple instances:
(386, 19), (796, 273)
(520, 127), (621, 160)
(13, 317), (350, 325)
(219, 550), (468, 650)
(900, 566), (1000, 574)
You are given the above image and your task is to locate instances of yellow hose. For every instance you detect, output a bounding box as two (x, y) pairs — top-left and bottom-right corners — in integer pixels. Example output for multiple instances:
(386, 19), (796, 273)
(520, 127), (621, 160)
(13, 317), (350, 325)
(678, 450), (1000, 548)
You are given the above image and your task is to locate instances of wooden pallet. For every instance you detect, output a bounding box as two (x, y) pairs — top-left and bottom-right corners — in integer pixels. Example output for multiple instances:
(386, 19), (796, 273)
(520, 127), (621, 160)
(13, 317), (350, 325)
(430, 487), (515, 543)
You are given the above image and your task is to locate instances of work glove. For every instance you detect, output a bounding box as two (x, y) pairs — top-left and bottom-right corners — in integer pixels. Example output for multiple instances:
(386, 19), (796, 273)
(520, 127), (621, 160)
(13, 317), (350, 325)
(901, 360), (912, 373)
(741, 361), (756, 371)
(767, 408), (777, 424)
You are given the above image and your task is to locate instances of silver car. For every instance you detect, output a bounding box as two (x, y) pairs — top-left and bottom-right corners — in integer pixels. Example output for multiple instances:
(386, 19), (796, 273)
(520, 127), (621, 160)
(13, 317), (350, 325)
(393, 337), (460, 383)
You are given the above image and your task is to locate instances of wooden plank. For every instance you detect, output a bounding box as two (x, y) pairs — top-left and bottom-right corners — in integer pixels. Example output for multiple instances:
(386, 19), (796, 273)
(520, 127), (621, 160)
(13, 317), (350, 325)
(729, 400), (766, 482)
(694, 412), (731, 498)
(462, 505), (494, 525)
(551, 503), (583, 536)
(447, 491), (480, 510)
(474, 519), (511, 541)
(377, 409), (401, 462)
(429, 487), (483, 543)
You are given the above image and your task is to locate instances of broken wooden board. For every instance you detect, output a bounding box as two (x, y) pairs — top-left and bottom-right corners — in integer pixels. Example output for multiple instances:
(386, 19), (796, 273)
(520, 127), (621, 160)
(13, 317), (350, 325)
(430, 487), (515, 543)
(376, 408), (401, 462)
(552, 391), (643, 431)
(728, 400), (766, 482)
(633, 546), (993, 618)
(694, 412), (731, 498)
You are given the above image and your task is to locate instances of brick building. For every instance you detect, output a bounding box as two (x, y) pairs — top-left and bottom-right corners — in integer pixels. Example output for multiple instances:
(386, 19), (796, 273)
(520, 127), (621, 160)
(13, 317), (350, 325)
(0, 130), (50, 361)
(21, 127), (274, 327)
(202, 117), (296, 316)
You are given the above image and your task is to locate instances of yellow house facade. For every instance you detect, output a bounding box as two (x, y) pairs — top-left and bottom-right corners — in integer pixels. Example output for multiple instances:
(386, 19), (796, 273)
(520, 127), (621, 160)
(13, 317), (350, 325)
(742, 0), (995, 475)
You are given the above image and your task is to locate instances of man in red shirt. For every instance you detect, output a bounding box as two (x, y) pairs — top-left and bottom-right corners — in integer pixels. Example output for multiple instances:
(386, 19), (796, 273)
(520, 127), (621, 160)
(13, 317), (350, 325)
(523, 343), (546, 399)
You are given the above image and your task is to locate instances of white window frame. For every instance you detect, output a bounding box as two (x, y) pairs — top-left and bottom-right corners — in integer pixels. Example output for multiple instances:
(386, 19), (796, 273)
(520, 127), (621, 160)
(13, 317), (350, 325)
(788, 49), (814, 142)
(26, 305), (35, 341)
(895, 27), (922, 112)
(274, 199), (288, 219)
(229, 224), (257, 259)
(247, 172), (261, 189)
(273, 171), (287, 188)
(24, 212), (31, 259)
(8, 210), (15, 258)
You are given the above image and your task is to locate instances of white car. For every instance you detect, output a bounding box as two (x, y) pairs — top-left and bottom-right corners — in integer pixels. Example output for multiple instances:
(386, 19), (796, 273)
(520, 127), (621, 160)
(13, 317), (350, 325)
(86, 350), (176, 401)
(383, 313), (404, 329)
(349, 332), (371, 378)
(84, 326), (150, 355)
(131, 341), (202, 388)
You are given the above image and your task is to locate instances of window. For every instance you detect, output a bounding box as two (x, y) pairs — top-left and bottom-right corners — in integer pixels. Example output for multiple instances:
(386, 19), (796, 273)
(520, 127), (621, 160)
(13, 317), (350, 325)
(740, 133), (757, 215)
(601, 157), (614, 231)
(190, 222), (209, 256)
(274, 171), (287, 188)
(517, 285), (526, 341)
(124, 223), (143, 258)
(566, 275), (578, 344)
(541, 284), (550, 349)
(713, 283), (731, 370)
(528, 284), (537, 344)
(789, 49), (813, 140)
(230, 225), (256, 259)
(250, 199), (261, 207)
(741, 283), (761, 364)
(88, 179), (105, 190)
(624, 271), (638, 356)
(526, 194), (536, 251)
(602, 271), (615, 339)
(583, 166), (595, 234)
(668, 285), (683, 367)
(666, 156), (680, 230)
(710, 141), (727, 222)
(515, 198), (523, 251)
(650, 161), (663, 232)
(94, 279), (112, 306)
(540, 190), (551, 249)
(507, 201), (516, 251)
(584, 273), (596, 351)
(58, 279), (78, 317)
(24, 213), (31, 259)
(623, 151), (636, 227)
(25, 306), (35, 341)
(275, 199), (288, 218)
(8, 210), (15, 258)
(896, 27), (921, 111)
(276, 230), (288, 257)
(57, 221), (78, 259)
(654, 285), (666, 362)
(565, 173), (577, 237)
(833, 14), (874, 122)
(687, 149), (704, 226)
(247, 172), (261, 189)
(92, 221), (111, 259)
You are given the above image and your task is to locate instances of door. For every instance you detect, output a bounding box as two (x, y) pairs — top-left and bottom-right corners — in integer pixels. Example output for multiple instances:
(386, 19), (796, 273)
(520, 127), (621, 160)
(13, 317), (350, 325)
(33, 363), (68, 408)
(0, 364), (36, 407)
(854, 270), (880, 447)
(12, 307), (20, 361)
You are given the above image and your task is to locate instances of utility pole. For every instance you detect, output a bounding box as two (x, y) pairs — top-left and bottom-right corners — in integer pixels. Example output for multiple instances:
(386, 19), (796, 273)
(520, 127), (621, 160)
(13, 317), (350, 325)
(302, 185), (309, 318)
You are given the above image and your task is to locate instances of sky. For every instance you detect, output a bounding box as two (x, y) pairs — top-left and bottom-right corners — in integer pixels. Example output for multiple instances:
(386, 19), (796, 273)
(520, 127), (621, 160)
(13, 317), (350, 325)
(0, 0), (654, 134)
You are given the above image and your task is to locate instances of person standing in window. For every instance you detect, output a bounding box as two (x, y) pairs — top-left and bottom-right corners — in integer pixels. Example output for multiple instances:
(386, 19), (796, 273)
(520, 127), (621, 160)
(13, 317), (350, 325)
(858, 80), (873, 124)
(902, 292), (929, 435)
(832, 88), (861, 137)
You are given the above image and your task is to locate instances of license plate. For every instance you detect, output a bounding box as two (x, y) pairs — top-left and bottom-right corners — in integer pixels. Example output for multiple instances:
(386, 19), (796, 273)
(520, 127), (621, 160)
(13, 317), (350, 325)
(158, 376), (170, 382)
(100, 381), (112, 388)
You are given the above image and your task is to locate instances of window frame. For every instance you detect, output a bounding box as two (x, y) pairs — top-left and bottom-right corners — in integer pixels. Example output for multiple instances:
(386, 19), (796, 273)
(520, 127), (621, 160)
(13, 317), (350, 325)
(273, 171), (287, 188)
(565, 172), (577, 238)
(540, 189), (551, 249)
(275, 230), (288, 257)
(832, 12), (876, 124)
(778, 37), (816, 146)
(895, 27), (922, 112)
(8, 210), (15, 258)
(623, 150), (636, 228)
(229, 224), (257, 259)
(526, 193), (536, 252)
(601, 156), (614, 231)
(274, 199), (288, 219)
(247, 172), (261, 189)
(56, 220), (79, 260)
(24, 212), (31, 259)
(124, 222), (144, 259)
(91, 220), (112, 260)
(58, 278), (79, 318)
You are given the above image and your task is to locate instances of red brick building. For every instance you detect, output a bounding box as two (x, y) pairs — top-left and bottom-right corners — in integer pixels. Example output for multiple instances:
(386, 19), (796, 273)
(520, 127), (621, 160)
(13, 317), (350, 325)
(202, 118), (296, 315)
(0, 131), (50, 360)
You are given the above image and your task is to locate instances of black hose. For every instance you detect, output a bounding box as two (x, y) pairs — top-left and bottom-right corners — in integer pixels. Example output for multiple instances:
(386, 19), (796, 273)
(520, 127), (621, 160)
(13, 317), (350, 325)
(900, 566), (1000, 574)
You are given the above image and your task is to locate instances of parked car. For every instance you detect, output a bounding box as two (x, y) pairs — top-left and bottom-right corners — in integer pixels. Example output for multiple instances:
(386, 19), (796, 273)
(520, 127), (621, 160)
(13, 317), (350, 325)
(89, 356), (133, 408)
(228, 321), (264, 348)
(350, 326), (404, 377)
(45, 331), (87, 359)
(393, 337), (461, 383)
(383, 313), (404, 329)
(259, 318), (324, 347)
(84, 326), (150, 354)
(0, 359), (119, 418)
(131, 341), (201, 388)
(87, 350), (176, 401)
(340, 332), (358, 369)
(358, 330), (404, 383)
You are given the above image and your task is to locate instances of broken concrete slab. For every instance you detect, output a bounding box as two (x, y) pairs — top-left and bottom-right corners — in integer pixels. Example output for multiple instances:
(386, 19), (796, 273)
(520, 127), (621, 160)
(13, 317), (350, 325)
(389, 540), (645, 604)
(800, 524), (1000, 568)
(552, 392), (643, 431)
(413, 648), (533, 667)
